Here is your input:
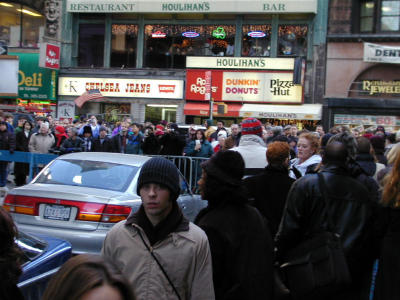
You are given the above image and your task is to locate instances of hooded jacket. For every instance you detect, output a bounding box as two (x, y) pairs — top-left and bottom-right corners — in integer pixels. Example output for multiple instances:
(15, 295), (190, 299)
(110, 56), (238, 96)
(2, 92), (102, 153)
(289, 154), (321, 179)
(102, 210), (215, 300)
(230, 135), (267, 176)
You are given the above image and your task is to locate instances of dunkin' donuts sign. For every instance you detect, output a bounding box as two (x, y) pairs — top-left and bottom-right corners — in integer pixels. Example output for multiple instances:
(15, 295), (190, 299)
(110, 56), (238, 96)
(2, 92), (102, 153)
(185, 69), (303, 103)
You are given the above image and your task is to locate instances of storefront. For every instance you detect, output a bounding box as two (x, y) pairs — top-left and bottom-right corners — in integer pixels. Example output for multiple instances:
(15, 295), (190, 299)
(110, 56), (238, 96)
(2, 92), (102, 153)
(325, 42), (400, 132)
(184, 56), (322, 128)
(58, 76), (185, 123)
(60, 0), (327, 124)
(1, 52), (58, 115)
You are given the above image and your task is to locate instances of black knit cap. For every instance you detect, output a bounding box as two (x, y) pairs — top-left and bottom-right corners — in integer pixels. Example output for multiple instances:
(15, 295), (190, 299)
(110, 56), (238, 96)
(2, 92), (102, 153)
(201, 150), (244, 186)
(137, 157), (180, 201)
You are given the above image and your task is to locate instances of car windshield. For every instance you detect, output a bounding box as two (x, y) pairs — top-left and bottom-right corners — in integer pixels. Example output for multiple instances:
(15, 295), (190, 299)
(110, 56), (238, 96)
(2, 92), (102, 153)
(35, 159), (139, 192)
(16, 232), (47, 265)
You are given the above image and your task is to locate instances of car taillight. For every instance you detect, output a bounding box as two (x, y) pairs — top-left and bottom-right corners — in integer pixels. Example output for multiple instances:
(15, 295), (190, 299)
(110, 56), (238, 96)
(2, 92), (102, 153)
(101, 204), (132, 223)
(76, 202), (106, 222)
(3, 195), (38, 215)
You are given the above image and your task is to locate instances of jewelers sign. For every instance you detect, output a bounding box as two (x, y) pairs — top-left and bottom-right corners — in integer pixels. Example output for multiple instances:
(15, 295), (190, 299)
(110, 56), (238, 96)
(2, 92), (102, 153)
(364, 42), (400, 64)
(186, 69), (303, 103)
(58, 77), (184, 99)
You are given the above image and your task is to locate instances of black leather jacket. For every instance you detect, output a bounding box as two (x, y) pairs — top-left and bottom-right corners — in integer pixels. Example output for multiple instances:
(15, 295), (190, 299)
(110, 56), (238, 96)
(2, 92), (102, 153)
(275, 164), (376, 280)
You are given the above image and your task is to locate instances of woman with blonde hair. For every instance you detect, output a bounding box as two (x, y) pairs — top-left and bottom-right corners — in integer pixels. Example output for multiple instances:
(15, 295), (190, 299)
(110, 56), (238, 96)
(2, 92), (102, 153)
(377, 143), (400, 186)
(374, 151), (400, 300)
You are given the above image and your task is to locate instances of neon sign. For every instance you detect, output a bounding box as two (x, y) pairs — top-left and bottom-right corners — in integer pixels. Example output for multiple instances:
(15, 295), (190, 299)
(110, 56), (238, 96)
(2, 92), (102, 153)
(182, 31), (200, 38)
(212, 27), (226, 39)
(152, 31), (167, 38)
(248, 31), (266, 38)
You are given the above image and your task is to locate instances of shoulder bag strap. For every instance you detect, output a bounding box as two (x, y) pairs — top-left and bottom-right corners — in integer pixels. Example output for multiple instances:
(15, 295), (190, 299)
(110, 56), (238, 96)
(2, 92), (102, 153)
(136, 229), (182, 300)
(317, 172), (336, 233)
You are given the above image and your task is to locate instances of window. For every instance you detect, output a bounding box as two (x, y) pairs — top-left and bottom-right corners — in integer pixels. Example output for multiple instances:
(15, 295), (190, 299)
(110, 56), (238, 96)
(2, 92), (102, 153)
(78, 24), (105, 67)
(242, 25), (272, 57)
(111, 24), (138, 68)
(358, 0), (400, 33)
(278, 25), (308, 57)
(0, 2), (44, 48)
(143, 24), (235, 68)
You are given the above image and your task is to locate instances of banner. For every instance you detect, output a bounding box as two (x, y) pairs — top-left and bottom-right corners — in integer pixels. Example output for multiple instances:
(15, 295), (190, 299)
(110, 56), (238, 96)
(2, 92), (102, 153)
(59, 77), (184, 99)
(364, 42), (400, 64)
(7, 52), (58, 100)
(186, 69), (303, 103)
(57, 101), (75, 123)
(334, 114), (400, 126)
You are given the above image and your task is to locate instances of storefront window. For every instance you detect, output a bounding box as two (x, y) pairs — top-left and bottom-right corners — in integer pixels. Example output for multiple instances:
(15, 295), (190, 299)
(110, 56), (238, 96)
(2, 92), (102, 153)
(278, 25), (308, 57)
(381, 0), (400, 31)
(242, 25), (272, 57)
(145, 105), (176, 123)
(0, 3), (44, 48)
(144, 24), (235, 68)
(78, 24), (105, 67)
(111, 24), (138, 68)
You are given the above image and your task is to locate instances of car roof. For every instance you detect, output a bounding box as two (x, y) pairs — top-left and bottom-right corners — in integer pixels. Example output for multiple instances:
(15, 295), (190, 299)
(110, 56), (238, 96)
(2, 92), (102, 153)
(57, 152), (151, 166)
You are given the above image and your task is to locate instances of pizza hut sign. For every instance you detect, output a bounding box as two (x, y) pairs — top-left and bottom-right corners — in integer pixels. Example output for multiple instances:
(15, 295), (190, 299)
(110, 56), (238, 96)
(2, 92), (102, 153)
(39, 42), (60, 70)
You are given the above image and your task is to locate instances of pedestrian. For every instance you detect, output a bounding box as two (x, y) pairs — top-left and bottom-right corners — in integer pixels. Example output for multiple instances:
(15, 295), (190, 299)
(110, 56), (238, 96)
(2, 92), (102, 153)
(0, 121), (14, 190)
(212, 130), (227, 152)
(60, 127), (84, 154)
(92, 126), (114, 152)
(14, 116), (27, 135)
(230, 117), (267, 176)
(126, 123), (144, 154)
(243, 141), (295, 236)
(42, 254), (136, 300)
(209, 120), (225, 142)
(112, 122), (130, 153)
(374, 151), (400, 300)
(355, 136), (385, 181)
(102, 157), (215, 300)
(276, 141), (376, 300)
(204, 119), (215, 141)
(81, 125), (93, 152)
(377, 143), (400, 186)
(142, 126), (161, 155)
(51, 125), (69, 153)
(370, 135), (388, 165)
(224, 123), (240, 149)
(195, 150), (274, 299)
(14, 121), (33, 186)
(0, 207), (24, 300)
(289, 132), (321, 179)
(28, 123), (55, 154)
(159, 123), (186, 156)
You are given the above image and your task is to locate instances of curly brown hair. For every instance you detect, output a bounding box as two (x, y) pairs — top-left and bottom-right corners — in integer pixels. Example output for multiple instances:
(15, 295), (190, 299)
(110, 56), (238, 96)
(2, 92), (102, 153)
(267, 141), (290, 165)
(298, 132), (320, 154)
(382, 151), (400, 207)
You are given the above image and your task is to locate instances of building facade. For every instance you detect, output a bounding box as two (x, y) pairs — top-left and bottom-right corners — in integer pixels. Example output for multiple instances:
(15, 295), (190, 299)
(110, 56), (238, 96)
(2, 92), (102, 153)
(325, 0), (400, 132)
(59, 0), (328, 127)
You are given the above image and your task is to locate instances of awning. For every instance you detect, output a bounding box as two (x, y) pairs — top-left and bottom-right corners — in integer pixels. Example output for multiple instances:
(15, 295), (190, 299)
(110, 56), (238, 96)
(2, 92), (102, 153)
(184, 102), (242, 117)
(240, 103), (322, 120)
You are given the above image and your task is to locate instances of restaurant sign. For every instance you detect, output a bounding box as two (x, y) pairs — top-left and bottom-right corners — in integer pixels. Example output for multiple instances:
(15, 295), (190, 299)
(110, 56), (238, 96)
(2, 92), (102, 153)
(66, 0), (317, 13)
(186, 69), (302, 103)
(58, 77), (184, 99)
(364, 42), (400, 64)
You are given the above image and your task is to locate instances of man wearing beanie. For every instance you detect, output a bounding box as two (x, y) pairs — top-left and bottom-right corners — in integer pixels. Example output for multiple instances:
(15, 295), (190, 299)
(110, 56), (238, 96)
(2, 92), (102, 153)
(230, 117), (267, 176)
(102, 157), (215, 300)
(195, 150), (274, 300)
(91, 126), (114, 152)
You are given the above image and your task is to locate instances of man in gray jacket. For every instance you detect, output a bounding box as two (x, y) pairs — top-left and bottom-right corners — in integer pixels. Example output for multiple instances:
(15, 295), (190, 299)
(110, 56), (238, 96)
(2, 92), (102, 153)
(102, 157), (215, 300)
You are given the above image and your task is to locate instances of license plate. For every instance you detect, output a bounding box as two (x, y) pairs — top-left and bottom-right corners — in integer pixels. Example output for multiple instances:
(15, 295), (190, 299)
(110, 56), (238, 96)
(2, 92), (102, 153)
(44, 205), (71, 221)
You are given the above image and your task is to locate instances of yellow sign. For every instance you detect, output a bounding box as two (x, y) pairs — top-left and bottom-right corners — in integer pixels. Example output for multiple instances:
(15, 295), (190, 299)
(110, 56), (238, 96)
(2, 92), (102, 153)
(362, 80), (400, 95)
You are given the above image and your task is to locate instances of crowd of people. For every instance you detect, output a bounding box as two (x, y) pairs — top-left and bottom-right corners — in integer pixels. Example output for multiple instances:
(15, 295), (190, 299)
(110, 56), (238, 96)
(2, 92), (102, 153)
(2, 111), (400, 300)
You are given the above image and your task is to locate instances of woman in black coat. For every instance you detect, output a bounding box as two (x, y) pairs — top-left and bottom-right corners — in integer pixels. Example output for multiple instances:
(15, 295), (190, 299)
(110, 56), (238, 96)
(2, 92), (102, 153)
(374, 151), (400, 300)
(195, 150), (274, 300)
(14, 121), (33, 186)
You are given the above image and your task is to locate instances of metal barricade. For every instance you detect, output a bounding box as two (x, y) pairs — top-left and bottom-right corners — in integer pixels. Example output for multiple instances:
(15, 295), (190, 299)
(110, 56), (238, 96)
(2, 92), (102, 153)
(147, 155), (209, 192)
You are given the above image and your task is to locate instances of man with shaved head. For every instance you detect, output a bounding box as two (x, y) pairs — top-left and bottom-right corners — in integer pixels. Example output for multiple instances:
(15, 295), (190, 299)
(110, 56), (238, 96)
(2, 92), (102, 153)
(276, 139), (376, 299)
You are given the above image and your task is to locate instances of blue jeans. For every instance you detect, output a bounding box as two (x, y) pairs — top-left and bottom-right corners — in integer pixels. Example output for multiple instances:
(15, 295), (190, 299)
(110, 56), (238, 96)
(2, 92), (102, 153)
(0, 162), (9, 187)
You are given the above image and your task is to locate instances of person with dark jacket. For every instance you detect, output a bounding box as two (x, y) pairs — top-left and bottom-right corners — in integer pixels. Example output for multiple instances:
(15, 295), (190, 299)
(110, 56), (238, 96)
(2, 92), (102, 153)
(91, 126), (114, 152)
(159, 123), (186, 156)
(243, 141), (295, 236)
(14, 121), (33, 186)
(374, 151), (400, 300)
(0, 208), (24, 300)
(142, 127), (160, 155)
(370, 135), (388, 165)
(112, 122), (130, 153)
(60, 127), (84, 154)
(275, 141), (376, 300)
(0, 121), (15, 188)
(195, 150), (274, 300)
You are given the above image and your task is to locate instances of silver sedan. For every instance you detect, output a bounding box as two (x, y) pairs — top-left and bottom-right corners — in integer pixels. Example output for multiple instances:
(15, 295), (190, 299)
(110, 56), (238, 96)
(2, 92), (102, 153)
(4, 152), (207, 254)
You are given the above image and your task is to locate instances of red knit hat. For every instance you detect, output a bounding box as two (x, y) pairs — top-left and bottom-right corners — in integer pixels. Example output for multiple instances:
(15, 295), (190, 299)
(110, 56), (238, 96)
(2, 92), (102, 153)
(241, 118), (263, 136)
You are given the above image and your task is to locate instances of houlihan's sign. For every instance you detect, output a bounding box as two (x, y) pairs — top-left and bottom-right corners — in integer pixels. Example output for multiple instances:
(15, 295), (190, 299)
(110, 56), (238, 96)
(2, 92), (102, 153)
(66, 0), (317, 13)
(186, 57), (295, 70)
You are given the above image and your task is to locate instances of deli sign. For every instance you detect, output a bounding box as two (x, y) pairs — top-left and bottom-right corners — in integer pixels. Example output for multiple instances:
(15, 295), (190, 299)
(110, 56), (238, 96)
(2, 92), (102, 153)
(59, 77), (183, 99)
(186, 69), (303, 103)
